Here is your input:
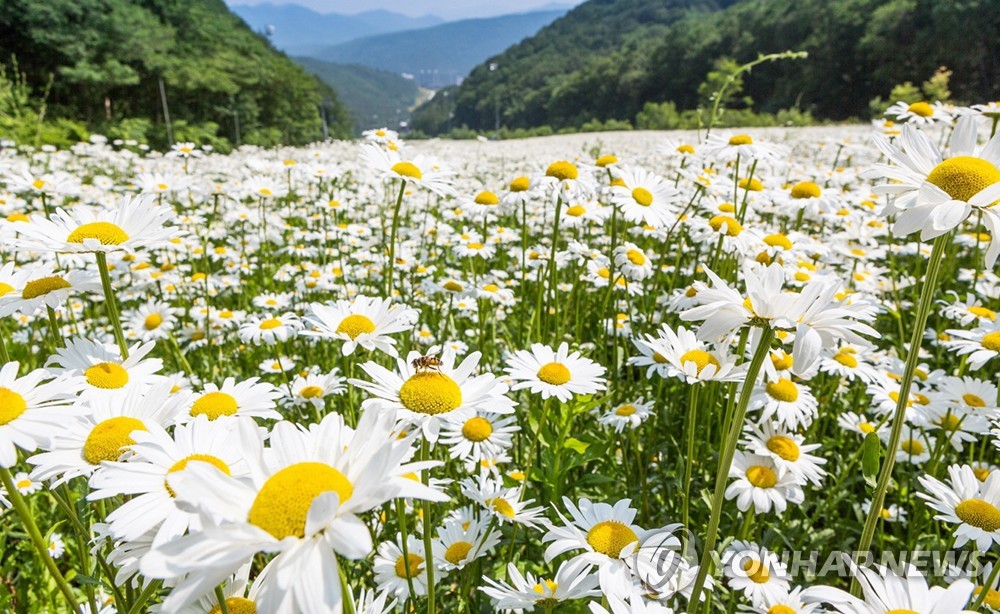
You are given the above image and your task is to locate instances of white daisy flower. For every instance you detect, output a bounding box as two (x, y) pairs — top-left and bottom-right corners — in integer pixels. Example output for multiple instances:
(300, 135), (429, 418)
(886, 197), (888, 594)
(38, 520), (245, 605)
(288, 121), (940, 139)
(918, 464), (1000, 551)
(87, 416), (263, 547)
(802, 556), (976, 613)
(303, 296), (418, 357)
(180, 377), (282, 423)
(725, 453), (804, 515)
(238, 312), (302, 346)
(351, 348), (515, 443)
(481, 560), (600, 611)
(374, 534), (428, 600)
(723, 540), (791, 608)
(46, 337), (165, 397)
(438, 412), (518, 462)
(28, 381), (188, 486)
(11, 194), (179, 253)
(505, 342), (607, 403)
(542, 497), (647, 597)
(141, 408), (446, 612)
(0, 362), (81, 467)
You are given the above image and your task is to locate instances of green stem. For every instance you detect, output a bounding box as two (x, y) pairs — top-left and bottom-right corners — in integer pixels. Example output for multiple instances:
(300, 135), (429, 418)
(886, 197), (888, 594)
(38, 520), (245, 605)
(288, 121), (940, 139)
(96, 252), (129, 360)
(0, 467), (80, 611)
(972, 557), (1000, 610)
(686, 326), (775, 612)
(386, 181), (407, 298)
(852, 233), (949, 595)
(682, 382), (701, 532)
(215, 585), (230, 614)
(419, 440), (436, 614)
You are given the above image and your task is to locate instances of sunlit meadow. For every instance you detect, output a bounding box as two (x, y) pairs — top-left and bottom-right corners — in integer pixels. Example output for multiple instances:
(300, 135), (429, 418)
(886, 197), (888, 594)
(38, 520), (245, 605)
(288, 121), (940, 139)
(1, 101), (1000, 614)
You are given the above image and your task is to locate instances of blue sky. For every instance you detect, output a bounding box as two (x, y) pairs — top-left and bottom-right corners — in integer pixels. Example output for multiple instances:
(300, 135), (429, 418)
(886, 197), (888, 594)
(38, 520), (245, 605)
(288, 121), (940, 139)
(224, 0), (585, 20)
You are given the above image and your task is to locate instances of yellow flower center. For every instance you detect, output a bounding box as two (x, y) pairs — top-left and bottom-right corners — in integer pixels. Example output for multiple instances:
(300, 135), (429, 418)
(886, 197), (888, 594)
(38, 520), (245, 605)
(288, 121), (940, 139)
(974, 587), (1000, 610)
(398, 372), (462, 415)
(964, 393), (986, 407)
(884, 611), (919, 614)
(391, 161), (422, 180)
(790, 181), (821, 199)
(0, 283), (13, 297)
(615, 404), (636, 416)
(483, 283), (500, 293)
(833, 351), (859, 368)
(709, 215), (743, 236)
(395, 553), (424, 579)
(32, 179), (46, 190)
(190, 392), (239, 420)
(247, 462), (353, 540)
(926, 156), (1000, 202)
(955, 499), (1000, 531)
(209, 598), (257, 614)
(766, 435), (800, 461)
(766, 379), (799, 403)
(462, 416), (493, 442)
(259, 318), (283, 330)
(83, 417), (146, 465)
(164, 454), (231, 497)
(67, 222), (129, 246)
(22, 276), (71, 299)
(969, 306), (997, 320)
(474, 191), (499, 205)
(632, 187), (654, 206)
(444, 281), (463, 292)
(0, 388), (28, 425)
(299, 386), (324, 399)
(907, 101), (934, 117)
(586, 520), (638, 558)
(936, 413), (962, 430)
(767, 606), (795, 614)
(444, 541), (473, 566)
(653, 352), (669, 364)
(509, 176), (531, 192)
(769, 352), (793, 371)
(975, 467), (991, 481)
(536, 362), (571, 385)
(625, 249), (646, 265)
(677, 144), (695, 154)
(680, 349), (720, 375)
(84, 363), (129, 389)
(488, 497), (516, 518)
(566, 205), (586, 216)
(729, 134), (753, 145)
(900, 438), (925, 455)
(335, 314), (376, 339)
(595, 154), (618, 167)
(983, 331), (1000, 351)
(746, 465), (778, 488)
(859, 421), (875, 434)
(743, 558), (771, 583)
(144, 313), (163, 330)
(546, 161), (578, 181)
(763, 233), (792, 250)
(739, 177), (763, 191)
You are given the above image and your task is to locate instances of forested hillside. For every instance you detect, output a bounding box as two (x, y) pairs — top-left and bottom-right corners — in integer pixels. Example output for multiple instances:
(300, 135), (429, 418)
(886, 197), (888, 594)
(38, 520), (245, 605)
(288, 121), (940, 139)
(414, 0), (1000, 133)
(0, 0), (351, 149)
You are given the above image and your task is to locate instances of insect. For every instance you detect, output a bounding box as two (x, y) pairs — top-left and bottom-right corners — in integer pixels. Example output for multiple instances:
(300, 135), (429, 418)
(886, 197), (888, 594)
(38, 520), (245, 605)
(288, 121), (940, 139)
(411, 355), (443, 373)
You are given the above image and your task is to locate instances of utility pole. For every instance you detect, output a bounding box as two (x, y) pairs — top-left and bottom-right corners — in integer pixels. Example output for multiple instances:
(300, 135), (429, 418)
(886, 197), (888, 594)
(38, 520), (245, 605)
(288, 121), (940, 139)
(489, 62), (500, 140)
(158, 77), (173, 145)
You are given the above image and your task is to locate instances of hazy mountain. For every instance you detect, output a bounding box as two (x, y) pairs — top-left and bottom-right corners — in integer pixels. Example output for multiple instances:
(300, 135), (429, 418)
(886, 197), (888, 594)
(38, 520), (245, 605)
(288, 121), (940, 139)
(307, 9), (568, 88)
(230, 3), (444, 55)
(295, 58), (421, 133)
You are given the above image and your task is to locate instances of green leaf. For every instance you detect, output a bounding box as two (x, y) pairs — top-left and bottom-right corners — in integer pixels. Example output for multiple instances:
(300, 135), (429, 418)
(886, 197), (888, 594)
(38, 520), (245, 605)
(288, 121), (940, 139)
(564, 437), (590, 454)
(862, 432), (882, 491)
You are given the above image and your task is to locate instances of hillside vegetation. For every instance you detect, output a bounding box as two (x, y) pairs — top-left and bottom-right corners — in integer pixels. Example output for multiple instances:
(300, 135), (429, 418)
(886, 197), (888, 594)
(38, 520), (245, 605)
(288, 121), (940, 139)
(413, 0), (1000, 133)
(296, 59), (420, 134)
(0, 0), (351, 149)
